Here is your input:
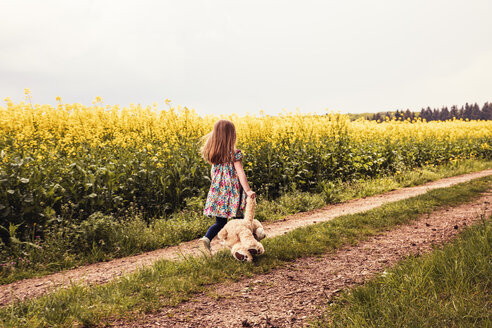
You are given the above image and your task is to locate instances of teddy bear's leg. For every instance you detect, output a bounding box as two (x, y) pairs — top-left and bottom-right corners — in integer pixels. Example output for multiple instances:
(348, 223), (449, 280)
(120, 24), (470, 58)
(231, 244), (253, 262)
(238, 230), (263, 257)
(253, 242), (264, 256)
(247, 241), (264, 256)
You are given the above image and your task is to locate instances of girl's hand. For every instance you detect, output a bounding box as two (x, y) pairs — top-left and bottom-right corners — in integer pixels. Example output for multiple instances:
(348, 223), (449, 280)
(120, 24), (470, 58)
(246, 190), (256, 199)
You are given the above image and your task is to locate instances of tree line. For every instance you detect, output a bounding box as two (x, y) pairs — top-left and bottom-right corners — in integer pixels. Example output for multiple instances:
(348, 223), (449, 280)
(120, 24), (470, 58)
(362, 102), (492, 122)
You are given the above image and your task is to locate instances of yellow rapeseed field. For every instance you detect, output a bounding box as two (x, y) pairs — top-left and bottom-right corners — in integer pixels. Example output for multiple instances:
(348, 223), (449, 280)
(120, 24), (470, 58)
(1, 94), (491, 237)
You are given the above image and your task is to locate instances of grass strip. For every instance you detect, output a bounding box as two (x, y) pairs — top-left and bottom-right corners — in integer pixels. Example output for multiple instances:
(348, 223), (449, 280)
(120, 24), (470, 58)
(311, 217), (492, 328)
(2, 159), (491, 286)
(0, 175), (491, 327)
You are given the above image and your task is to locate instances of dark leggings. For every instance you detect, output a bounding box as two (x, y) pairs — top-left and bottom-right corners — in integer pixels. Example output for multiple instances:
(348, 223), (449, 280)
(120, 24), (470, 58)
(205, 216), (241, 240)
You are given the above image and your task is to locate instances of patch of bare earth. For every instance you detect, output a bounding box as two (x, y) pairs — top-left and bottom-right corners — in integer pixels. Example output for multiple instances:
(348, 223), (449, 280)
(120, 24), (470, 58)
(0, 169), (491, 307)
(108, 192), (492, 328)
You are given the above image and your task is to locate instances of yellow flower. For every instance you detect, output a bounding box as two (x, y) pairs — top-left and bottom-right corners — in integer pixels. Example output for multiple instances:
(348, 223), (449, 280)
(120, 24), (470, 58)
(24, 88), (31, 95)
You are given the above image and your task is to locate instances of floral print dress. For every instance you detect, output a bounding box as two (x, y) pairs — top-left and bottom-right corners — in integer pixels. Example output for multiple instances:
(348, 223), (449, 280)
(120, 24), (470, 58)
(203, 149), (247, 218)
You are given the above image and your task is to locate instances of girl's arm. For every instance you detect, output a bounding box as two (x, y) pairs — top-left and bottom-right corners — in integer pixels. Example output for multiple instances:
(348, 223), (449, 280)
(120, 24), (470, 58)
(234, 160), (256, 198)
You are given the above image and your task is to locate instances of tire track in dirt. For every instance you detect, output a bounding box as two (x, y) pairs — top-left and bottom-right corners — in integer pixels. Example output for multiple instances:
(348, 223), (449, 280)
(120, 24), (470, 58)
(108, 192), (492, 328)
(1, 169), (491, 306)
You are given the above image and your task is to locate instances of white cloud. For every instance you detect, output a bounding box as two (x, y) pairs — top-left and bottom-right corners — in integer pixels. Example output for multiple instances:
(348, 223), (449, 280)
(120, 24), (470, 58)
(0, 0), (491, 115)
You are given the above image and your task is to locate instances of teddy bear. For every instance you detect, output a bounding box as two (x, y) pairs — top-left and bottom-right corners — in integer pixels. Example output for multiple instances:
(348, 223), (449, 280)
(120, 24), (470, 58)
(217, 196), (266, 262)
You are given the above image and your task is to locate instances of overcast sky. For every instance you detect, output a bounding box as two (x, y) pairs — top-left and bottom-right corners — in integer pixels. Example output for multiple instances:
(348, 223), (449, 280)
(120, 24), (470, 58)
(1, 0), (491, 116)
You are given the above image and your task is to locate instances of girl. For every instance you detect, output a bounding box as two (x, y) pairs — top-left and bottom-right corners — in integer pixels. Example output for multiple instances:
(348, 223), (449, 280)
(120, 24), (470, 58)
(198, 119), (256, 255)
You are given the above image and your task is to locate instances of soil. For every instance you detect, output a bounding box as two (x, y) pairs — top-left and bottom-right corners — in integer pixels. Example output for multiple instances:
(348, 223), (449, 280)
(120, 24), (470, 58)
(0, 169), (491, 307)
(108, 192), (492, 328)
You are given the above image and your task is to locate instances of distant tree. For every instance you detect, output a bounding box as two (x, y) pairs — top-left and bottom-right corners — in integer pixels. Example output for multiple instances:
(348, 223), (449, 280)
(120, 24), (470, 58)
(394, 109), (403, 120)
(404, 109), (413, 120)
(463, 103), (473, 119)
(432, 108), (441, 121)
(450, 105), (459, 120)
(370, 112), (384, 122)
(419, 108), (426, 120)
(425, 107), (433, 121)
(361, 101), (491, 122)
(459, 106), (464, 119)
(440, 107), (450, 121)
(471, 103), (481, 120)
(482, 102), (492, 120)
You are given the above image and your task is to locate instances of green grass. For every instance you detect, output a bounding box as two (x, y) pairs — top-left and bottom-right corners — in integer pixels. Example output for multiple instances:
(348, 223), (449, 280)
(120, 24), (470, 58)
(256, 159), (492, 222)
(311, 217), (492, 328)
(0, 173), (491, 327)
(2, 159), (490, 285)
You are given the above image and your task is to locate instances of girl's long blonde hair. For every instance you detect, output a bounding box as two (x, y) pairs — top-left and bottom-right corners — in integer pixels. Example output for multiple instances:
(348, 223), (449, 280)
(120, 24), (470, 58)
(201, 119), (237, 164)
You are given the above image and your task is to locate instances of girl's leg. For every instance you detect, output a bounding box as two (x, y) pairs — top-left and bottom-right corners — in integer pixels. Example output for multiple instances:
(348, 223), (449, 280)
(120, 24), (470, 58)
(204, 217), (228, 241)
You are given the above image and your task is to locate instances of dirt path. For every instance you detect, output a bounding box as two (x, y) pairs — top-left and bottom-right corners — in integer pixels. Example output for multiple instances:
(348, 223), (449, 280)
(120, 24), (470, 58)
(1, 169), (491, 306)
(108, 191), (492, 328)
